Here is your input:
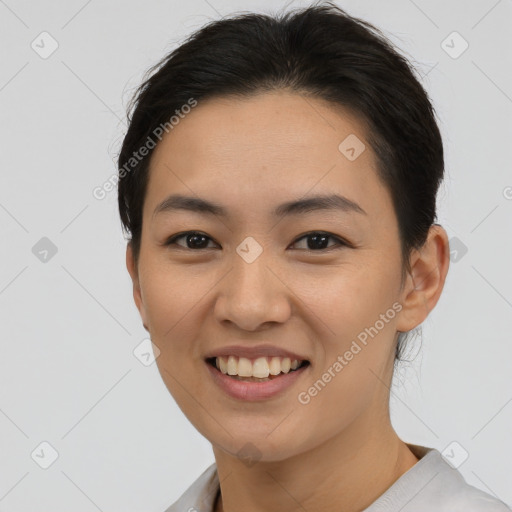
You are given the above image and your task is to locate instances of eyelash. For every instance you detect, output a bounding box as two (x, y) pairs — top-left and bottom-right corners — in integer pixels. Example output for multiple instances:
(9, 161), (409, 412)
(164, 231), (350, 252)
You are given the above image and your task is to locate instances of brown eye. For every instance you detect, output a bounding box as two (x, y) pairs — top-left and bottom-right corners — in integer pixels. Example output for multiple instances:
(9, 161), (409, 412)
(164, 230), (348, 252)
(165, 231), (218, 250)
(291, 232), (347, 251)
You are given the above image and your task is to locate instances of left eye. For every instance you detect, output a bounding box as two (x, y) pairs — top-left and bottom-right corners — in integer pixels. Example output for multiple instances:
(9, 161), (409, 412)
(291, 232), (346, 251)
(164, 231), (347, 251)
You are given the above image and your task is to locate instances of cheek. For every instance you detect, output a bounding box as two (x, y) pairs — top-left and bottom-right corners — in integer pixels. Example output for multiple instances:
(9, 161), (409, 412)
(298, 352), (384, 438)
(296, 312), (397, 439)
(299, 260), (400, 340)
(141, 260), (211, 334)
(139, 270), (214, 395)
(299, 259), (400, 404)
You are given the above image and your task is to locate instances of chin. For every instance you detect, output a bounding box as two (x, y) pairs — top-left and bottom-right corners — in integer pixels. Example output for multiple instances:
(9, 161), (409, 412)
(209, 426), (311, 464)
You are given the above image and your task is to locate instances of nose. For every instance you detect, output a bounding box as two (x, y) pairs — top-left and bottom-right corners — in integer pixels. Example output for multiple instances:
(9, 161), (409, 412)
(213, 250), (292, 331)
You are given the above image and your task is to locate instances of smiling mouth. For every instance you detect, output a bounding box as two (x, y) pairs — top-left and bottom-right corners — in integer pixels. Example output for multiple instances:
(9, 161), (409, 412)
(206, 356), (310, 382)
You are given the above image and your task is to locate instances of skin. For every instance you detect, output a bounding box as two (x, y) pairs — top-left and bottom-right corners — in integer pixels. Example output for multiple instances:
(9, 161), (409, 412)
(126, 90), (450, 512)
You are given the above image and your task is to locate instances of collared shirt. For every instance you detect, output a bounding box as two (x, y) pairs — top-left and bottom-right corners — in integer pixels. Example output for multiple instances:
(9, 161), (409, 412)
(163, 444), (511, 512)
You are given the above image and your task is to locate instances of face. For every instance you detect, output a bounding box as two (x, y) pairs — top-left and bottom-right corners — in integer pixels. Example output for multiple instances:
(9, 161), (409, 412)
(127, 91), (420, 461)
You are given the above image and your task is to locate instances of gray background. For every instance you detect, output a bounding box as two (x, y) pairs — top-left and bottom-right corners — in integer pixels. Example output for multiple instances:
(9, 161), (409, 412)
(1, 0), (511, 510)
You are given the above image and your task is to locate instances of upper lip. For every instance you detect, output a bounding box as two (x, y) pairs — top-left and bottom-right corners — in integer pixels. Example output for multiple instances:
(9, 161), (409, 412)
(204, 344), (309, 361)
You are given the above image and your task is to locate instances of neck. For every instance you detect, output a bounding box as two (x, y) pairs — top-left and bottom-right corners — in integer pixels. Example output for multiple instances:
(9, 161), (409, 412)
(213, 412), (419, 512)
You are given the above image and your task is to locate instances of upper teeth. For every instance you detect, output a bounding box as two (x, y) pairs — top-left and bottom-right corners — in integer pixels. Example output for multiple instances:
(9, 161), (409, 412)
(215, 356), (302, 378)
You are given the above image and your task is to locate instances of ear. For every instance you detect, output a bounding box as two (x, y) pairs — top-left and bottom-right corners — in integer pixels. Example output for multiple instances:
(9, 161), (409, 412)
(395, 224), (450, 333)
(126, 243), (149, 332)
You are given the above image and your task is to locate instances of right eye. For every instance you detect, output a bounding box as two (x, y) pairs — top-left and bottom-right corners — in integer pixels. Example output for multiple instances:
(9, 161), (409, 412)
(164, 231), (219, 250)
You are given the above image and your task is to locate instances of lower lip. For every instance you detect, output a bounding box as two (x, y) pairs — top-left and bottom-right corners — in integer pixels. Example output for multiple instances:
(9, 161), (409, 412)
(205, 361), (309, 401)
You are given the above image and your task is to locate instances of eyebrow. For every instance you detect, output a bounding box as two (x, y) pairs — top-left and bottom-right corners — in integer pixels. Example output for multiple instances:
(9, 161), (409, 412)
(152, 193), (367, 219)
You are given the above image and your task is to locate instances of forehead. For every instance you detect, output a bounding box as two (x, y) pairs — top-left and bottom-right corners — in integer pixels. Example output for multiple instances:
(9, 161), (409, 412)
(145, 91), (393, 224)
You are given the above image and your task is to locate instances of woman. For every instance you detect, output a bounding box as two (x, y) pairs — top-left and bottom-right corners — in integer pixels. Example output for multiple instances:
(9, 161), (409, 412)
(117, 2), (511, 511)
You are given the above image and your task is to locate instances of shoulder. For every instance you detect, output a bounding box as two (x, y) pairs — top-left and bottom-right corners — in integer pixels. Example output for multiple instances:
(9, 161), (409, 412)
(433, 477), (511, 511)
(366, 445), (511, 512)
(425, 451), (511, 511)
(163, 463), (219, 512)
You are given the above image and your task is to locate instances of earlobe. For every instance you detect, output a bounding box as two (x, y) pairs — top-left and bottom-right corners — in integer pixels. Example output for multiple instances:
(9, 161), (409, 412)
(395, 224), (450, 333)
(126, 243), (149, 331)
